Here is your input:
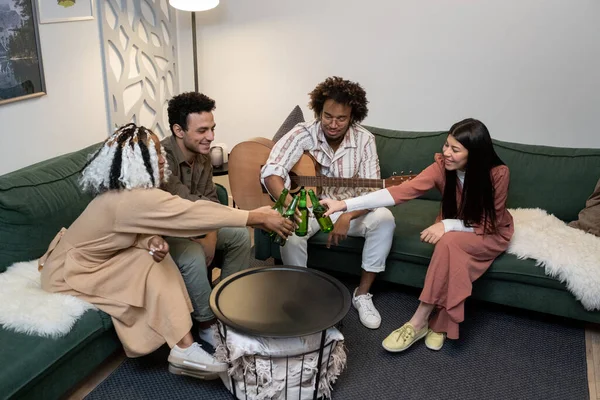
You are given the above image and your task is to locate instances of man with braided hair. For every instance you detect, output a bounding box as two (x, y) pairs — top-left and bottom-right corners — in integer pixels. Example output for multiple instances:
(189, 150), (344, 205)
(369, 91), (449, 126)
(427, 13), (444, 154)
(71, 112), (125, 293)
(161, 92), (252, 346)
(39, 124), (293, 378)
(261, 77), (396, 330)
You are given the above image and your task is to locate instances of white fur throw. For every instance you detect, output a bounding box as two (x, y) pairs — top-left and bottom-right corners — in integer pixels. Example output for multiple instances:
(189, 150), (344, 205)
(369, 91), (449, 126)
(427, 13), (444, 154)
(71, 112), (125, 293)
(0, 260), (96, 337)
(507, 208), (600, 311)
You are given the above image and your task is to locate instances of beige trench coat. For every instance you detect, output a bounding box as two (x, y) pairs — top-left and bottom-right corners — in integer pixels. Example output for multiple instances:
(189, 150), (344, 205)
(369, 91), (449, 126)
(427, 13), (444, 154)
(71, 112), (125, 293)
(39, 188), (249, 357)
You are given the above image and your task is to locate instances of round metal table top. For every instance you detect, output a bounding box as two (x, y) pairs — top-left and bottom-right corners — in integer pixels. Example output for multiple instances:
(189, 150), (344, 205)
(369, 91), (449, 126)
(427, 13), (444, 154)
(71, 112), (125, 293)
(210, 266), (351, 337)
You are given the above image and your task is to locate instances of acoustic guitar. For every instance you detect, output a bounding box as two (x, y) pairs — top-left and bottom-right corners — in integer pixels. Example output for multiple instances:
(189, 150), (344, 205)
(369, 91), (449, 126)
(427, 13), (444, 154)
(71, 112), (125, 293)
(228, 137), (416, 210)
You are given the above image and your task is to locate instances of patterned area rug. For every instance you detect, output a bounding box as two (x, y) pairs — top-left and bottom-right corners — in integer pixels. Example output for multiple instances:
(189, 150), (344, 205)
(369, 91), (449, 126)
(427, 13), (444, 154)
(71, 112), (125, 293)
(86, 258), (588, 400)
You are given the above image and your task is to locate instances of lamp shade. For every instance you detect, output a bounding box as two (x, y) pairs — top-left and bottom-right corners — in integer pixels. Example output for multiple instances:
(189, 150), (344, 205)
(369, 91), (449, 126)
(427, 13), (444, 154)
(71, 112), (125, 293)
(169, 0), (219, 11)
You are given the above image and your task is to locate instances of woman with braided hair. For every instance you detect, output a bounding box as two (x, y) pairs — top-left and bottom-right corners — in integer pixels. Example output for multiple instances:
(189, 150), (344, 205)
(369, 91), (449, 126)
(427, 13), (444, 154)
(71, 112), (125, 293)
(39, 124), (292, 377)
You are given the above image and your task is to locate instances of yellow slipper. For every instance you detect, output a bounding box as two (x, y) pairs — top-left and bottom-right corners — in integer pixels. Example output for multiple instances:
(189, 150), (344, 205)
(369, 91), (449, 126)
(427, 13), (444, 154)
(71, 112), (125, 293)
(382, 322), (428, 353)
(424, 329), (446, 351)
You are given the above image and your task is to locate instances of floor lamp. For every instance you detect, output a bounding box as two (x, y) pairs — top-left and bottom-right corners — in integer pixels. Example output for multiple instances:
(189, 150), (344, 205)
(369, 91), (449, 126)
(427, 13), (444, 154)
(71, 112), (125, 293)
(169, 0), (220, 92)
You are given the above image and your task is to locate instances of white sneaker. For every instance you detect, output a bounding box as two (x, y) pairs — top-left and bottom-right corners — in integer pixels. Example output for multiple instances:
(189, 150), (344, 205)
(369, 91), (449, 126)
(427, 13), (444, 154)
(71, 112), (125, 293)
(352, 288), (381, 329)
(168, 364), (219, 380)
(168, 342), (228, 373)
(198, 325), (218, 348)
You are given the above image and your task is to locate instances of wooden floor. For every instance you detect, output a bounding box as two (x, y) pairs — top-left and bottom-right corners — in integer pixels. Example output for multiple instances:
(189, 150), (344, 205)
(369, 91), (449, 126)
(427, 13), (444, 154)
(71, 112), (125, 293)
(587, 325), (600, 399)
(64, 349), (126, 400)
(65, 324), (600, 399)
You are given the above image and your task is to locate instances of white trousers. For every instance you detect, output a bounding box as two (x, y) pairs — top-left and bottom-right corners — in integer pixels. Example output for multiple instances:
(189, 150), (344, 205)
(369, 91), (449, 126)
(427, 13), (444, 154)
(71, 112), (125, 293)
(281, 207), (396, 273)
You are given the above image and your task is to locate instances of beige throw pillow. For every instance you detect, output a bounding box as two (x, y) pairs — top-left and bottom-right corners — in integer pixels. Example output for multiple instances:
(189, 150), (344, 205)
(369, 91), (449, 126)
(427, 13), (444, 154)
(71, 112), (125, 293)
(569, 177), (600, 237)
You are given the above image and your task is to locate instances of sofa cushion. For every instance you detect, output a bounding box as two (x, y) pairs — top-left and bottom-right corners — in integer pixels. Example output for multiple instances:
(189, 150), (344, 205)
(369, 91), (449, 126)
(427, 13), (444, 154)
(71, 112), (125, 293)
(215, 183), (228, 208)
(0, 143), (101, 271)
(0, 309), (111, 399)
(483, 252), (565, 290)
(366, 127), (446, 202)
(366, 125), (600, 222)
(307, 200), (439, 266)
(493, 140), (600, 222)
(308, 200), (567, 291)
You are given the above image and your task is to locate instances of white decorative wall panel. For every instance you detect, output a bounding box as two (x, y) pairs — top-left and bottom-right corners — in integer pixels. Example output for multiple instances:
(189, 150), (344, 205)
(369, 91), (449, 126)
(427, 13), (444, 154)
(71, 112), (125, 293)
(99, 0), (177, 138)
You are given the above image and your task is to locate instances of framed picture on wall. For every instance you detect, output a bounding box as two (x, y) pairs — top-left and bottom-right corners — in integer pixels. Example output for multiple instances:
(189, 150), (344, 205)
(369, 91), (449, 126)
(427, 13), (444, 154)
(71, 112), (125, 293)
(0, 0), (46, 106)
(38, 0), (94, 24)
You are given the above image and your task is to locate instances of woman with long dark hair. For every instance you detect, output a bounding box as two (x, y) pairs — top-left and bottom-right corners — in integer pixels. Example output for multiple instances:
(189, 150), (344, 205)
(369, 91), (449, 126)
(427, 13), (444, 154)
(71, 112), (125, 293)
(320, 118), (513, 351)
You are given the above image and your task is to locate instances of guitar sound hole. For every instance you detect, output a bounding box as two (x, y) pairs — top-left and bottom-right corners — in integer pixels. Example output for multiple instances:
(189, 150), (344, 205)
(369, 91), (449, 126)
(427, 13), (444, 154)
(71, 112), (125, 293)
(289, 171), (300, 194)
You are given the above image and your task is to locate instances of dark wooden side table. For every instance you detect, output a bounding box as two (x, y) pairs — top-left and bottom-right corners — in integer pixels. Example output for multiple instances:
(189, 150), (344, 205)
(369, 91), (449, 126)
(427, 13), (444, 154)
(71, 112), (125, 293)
(210, 266), (351, 399)
(212, 162), (228, 176)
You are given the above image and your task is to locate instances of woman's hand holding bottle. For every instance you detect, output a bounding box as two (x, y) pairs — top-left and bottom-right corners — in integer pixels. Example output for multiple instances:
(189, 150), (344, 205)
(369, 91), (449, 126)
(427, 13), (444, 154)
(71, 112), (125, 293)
(319, 198), (348, 217)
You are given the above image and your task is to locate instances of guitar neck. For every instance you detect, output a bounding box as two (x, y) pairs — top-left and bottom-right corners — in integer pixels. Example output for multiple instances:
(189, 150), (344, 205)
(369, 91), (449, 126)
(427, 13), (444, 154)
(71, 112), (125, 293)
(291, 175), (385, 189)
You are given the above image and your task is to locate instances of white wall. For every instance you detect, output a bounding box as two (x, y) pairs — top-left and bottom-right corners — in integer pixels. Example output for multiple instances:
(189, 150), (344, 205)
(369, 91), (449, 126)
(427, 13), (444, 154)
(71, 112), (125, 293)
(184, 0), (600, 150)
(0, 19), (108, 175)
(2, 1), (597, 175)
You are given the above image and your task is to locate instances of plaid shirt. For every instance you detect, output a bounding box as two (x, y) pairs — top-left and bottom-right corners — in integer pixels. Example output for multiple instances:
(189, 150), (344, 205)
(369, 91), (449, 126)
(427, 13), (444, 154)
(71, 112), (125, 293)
(261, 120), (381, 201)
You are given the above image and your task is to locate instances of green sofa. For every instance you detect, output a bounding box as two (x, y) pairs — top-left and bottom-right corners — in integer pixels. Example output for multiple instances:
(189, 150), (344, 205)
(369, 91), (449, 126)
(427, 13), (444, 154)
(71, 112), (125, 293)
(255, 127), (600, 324)
(0, 144), (229, 400)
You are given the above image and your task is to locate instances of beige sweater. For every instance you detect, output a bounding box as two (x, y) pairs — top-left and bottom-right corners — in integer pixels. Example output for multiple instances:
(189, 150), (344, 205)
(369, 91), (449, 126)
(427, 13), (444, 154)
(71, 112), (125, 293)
(40, 188), (249, 318)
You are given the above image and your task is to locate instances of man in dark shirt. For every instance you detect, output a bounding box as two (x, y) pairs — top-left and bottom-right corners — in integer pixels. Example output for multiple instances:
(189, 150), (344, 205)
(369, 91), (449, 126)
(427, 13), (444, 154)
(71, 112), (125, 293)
(161, 92), (251, 344)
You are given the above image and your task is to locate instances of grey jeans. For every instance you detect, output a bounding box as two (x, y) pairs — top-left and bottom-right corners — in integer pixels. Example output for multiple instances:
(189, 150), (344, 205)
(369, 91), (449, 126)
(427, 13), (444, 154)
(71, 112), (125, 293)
(166, 227), (251, 322)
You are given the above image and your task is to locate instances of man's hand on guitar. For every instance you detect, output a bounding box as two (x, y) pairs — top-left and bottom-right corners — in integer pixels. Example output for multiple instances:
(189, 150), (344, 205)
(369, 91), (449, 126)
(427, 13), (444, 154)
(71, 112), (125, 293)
(320, 198), (348, 217)
(248, 206), (294, 239)
(326, 214), (351, 248)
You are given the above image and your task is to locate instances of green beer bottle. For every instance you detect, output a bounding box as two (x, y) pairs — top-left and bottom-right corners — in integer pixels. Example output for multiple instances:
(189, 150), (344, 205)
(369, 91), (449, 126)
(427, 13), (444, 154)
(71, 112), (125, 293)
(308, 189), (334, 233)
(295, 188), (308, 237)
(269, 188), (289, 238)
(274, 194), (300, 246)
